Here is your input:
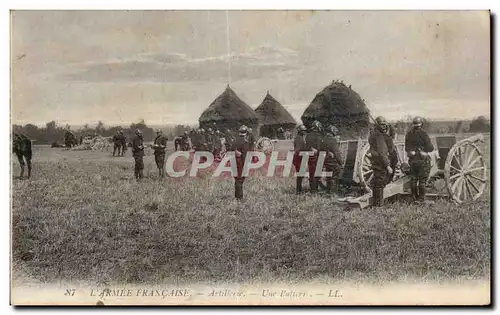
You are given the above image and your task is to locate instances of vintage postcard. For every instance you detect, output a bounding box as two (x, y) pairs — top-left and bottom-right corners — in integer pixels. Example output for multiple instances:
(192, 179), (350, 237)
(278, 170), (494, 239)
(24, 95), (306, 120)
(10, 10), (491, 306)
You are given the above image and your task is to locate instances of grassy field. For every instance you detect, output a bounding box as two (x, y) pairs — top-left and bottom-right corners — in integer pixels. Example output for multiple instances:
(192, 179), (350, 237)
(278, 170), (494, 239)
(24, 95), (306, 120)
(11, 136), (491, 286)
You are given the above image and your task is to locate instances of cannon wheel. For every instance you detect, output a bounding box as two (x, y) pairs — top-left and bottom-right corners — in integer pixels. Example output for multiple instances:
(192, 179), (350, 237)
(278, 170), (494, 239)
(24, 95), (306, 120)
(358, 144), (374, 193)
(357, 142), (407, 193)
(256, 137), (274, 154)
(444, 140), (487, 203)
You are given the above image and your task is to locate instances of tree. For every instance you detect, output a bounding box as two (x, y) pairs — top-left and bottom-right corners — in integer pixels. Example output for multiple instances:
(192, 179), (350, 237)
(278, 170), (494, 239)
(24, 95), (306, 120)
(45, 121), (57, 131)
(96, 121), (105, 135)
(469, 116), (490, 133)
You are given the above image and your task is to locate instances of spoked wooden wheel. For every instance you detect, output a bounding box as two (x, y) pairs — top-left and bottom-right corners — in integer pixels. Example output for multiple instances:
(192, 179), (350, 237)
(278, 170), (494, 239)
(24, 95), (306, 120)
(444, 141), (487, 203)
(256, 137), (274, 154)
(358, 144), (374, 193)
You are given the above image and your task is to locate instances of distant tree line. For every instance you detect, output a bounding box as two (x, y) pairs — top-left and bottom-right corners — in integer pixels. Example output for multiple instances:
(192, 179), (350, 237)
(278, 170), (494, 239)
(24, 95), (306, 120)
(392, 116), (490, 135)
(12, 116), (489, 145)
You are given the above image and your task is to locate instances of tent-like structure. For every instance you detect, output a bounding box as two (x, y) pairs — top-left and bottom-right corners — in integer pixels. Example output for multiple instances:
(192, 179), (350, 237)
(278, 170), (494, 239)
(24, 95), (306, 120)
(301, 80), (371, 138)
(254, 91), (297, 139)
(199, 85), (260, 134)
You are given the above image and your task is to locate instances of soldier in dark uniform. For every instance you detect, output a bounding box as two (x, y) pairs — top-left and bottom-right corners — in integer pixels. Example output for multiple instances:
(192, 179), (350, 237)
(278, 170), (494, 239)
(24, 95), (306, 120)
(198, 129), (207, 151)
(206, 128), (214, 153)
(64, 130), (76, 148)
(198, 128), (208, 163)
(213, 130), (222, 161)
(323, 125), (343, 196)
(405, 116), (434, 202)
(132, 129), (145, 181)
(112, 130), (122, 157)
(305, 120), (323, 193)
(224, 128), (235, 151)
(231, 125), (251, 200)
(370, 123), (398, 182)
(181, 131), (190, 151)
(153, 129), (168, 178)
(293, 124), (307, 194)
(386, 124), (398, 181)
(368, 116), (394, 206)
(247, 127), (256, 150)
(13, 133), (32, 179)
(119, 131), (127, 156)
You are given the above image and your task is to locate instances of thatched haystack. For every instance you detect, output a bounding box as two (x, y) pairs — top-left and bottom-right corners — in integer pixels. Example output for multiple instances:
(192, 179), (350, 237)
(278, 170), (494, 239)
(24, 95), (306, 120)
(254, 91), (297, 139)
(199, 85), (260, 134)
(301, 80), (371, 138)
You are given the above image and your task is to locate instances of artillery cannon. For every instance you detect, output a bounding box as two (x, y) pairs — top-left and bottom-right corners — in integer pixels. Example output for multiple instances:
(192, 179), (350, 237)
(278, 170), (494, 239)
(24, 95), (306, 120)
(333, 133), (487, 209)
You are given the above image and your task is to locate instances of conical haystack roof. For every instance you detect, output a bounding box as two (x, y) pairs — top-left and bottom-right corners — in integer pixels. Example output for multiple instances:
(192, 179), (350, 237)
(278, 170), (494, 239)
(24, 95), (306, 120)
(301, 80), (371, 138)
(199, 85), (260, 131)
(255, 91), (297, 127)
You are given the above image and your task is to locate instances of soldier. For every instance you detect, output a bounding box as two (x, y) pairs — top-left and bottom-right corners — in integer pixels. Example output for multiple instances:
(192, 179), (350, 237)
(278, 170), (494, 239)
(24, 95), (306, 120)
(292, 124), (308, 194)
(213, 130), (222, 161)
(198, 128), (207, 151)
(247, 127), (256, 150)
(119, 130), (127, 156)
(112, 130), (121, 157)
(370, 123), (398, 182)
(305, 120), (324, 193)
(231, 125), (251, 200)
(368, 116), (394, 207)
(132, 129), (145, 181)
(13, 133), (32, 179)
(181, 131), (190, 151)
(191, 129), (199, 151)
(64, 129), (75, 148)
(323, 125), (343, 196)
(206, 128), (214, 153)
(152, 129), (168, 178)
(198, 128), (208, 163)
(405, 116), (434, 203)
(224, 128), (235, 151)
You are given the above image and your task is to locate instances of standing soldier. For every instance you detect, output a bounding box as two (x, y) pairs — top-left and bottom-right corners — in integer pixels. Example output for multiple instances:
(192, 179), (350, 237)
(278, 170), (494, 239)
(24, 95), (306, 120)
(112, 130), (121, 157)
(224, 128), (235, 151)
(13, 133), (32, 179)
(368, 116), (394, 207)
(181, 131), (190, 151)
(153, 129), (168, 178)
(132, 129), (145, 181)
(213, 130), (222, 161)
(247, 127), (256, 150)
(231, 125), (251, 200)
(293, 124), (308, 194)
(386, 123), (398, 181)
(198, 128), (207, 151)
(119, 130), (127, 156)
(323, 125), (343, 196)
(405, 116), (434, 203)
(191, 129), (199, 151)
(198, 128), (208, 163)
(206, 128), (214, 153)
(305, 120), (323, 193)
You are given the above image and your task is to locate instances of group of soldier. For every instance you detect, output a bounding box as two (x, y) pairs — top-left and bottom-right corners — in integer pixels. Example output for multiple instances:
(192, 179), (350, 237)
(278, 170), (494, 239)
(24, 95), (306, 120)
(13, 116), (434, 206)
(289, 116), (433, 206)
(112, 130), (127, 157)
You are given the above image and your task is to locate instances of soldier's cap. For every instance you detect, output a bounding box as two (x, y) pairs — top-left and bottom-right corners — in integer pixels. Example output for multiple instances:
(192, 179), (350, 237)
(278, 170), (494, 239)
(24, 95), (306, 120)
(135, 129), (143, 134)
(412, 116), (423, 127)
(238, 125), (248, 134)
(375, 116), (388, 126)
(297, 124), (307, 132)
(156, 128), (162, 133)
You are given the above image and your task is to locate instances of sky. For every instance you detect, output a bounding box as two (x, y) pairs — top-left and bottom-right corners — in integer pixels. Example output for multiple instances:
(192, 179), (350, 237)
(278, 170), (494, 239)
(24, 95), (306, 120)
(10, 10), (490, 127)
